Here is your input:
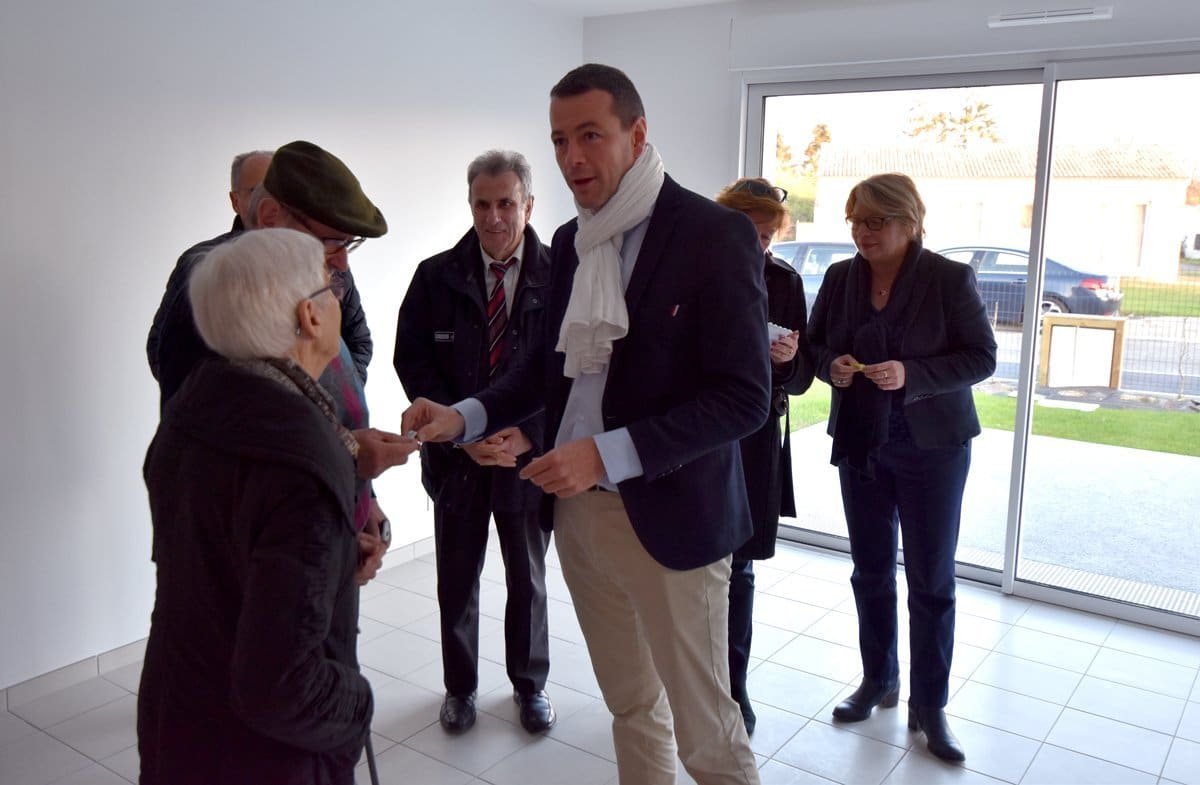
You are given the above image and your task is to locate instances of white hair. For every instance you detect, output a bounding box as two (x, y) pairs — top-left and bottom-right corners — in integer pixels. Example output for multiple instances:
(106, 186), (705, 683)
(189, 229), (327, 360)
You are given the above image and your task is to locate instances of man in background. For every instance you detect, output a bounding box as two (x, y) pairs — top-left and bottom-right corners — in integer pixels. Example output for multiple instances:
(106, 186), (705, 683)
(228, 149), (272, 230)
(394, 150), (555, 735)
(146, 149), (270, 384)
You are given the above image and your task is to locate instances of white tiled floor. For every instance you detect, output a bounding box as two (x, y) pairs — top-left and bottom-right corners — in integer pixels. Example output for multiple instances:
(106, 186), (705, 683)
(2, 538), (1199, 785)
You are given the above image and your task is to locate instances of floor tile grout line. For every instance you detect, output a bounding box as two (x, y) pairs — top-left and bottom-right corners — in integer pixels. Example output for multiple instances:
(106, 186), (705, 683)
(18, 725), (110, 784)
(91, 741), (139, 785)
(9, 686), (134, 734)
(1014, 739), (1046, 785)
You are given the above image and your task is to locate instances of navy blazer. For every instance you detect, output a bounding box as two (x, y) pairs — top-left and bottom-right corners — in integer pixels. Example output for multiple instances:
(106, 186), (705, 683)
(808, 246), (998, 450)
(477, 176), (771, 570)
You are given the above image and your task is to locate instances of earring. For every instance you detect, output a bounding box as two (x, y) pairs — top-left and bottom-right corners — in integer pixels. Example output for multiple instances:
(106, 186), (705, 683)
(295, 326), (301, 336)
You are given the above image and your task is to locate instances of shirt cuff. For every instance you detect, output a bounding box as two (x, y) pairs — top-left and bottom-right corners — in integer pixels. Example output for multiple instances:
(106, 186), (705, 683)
(453, 398), (488, 443)
(593, 427), (644, 485)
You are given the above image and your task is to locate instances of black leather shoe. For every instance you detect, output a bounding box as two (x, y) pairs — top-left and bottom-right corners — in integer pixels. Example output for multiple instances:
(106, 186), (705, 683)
(514, 689), (556, 733)
(439, 692), (477, 733)
(731, 686), (756, 735)
(831, 679), (900, 722)
(738, 699), (757, 736)
(908, 705), (966, 762)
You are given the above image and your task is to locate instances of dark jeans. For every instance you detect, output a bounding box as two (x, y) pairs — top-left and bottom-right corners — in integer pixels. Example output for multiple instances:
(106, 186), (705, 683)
(838, 439), (971, 708)
(434, 473), (550, 696)
(727, 558), (755, 698)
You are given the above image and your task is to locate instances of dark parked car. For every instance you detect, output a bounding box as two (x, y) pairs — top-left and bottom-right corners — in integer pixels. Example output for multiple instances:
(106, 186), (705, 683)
(937, 246), (1124, 324)
(769, 241), (857, 312)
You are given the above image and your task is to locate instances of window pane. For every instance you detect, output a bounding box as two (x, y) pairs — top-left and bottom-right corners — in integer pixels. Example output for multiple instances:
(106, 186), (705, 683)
(1018, 73), (1200, 615)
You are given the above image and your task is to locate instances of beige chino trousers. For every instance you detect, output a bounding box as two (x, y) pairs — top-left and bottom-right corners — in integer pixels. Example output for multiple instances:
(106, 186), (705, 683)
(554, 491), (760, 785)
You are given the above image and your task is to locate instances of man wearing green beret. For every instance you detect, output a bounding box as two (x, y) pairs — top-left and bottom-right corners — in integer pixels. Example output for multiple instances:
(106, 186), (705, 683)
(149, 140), (398, 584)
(149, 141), (387, 407)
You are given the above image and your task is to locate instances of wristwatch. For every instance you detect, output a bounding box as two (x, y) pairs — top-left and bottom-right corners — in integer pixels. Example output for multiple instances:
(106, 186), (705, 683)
(377, 517), (392, 547)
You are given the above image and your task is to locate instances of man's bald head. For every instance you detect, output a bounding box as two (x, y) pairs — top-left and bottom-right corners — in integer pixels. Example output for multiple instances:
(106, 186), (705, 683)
(229, 150), (272, 227)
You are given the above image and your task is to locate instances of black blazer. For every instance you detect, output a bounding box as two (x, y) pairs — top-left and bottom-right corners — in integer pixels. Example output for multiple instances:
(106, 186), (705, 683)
(478, 176), (771, 570)
(808, 246), (997, 450)
(393, 225), (549, 513)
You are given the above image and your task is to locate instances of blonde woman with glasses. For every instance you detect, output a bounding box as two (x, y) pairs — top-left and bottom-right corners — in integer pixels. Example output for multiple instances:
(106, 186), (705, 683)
(808, 173), (996, 763)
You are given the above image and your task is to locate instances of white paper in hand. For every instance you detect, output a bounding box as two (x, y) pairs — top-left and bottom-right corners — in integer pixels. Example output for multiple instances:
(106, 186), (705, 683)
(767, 322), (792, 342)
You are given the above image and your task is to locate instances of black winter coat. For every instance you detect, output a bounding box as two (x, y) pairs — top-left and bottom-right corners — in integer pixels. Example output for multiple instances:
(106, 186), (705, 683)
(735, 253), (815, 560)
(393, 226), (549, 513)
(139, 359), (372, 785)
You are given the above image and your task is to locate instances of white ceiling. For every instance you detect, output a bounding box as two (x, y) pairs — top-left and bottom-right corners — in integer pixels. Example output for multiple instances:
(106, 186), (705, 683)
(530, 0), (906, 19)
(530, 0), (729, 17)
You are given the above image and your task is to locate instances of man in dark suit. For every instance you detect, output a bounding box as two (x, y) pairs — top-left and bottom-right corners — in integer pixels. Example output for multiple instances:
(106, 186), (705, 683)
(403, 64), (767, 785)
(393, 150), (555, 735)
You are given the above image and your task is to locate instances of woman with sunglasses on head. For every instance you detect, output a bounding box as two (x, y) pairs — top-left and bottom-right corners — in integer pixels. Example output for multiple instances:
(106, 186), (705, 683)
(714, 177), (815, 734)
(808, 173), (996, 763)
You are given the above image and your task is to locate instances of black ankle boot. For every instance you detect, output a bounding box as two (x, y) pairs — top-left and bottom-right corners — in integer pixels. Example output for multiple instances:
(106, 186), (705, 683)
(908, 705), (966, 762)
(831, 679), (900, 722)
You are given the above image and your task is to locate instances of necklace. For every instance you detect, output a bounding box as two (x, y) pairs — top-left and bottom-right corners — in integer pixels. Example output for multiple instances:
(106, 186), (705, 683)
(876, 288), (888, 297)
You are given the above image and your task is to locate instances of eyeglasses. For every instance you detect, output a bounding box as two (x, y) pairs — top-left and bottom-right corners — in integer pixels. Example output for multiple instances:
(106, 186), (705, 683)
(846, 215), (898, 231)
(285, 206), (366, 255)
(307, 272), (347, 302)
(732, 180), (788, 203)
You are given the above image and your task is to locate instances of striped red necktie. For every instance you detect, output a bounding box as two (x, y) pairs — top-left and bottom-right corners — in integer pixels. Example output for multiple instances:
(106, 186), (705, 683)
(487, 258), (517, 378)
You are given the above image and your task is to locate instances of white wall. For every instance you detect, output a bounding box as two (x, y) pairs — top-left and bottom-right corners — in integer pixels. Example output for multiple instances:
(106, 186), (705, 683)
(0, 0), (582, 688)
(583, 5), (744, 203)
(582, 0), (1200, 196)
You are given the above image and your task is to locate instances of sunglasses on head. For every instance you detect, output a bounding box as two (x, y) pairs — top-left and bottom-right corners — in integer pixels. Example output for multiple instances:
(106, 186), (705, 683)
(732, 180), (788, 203)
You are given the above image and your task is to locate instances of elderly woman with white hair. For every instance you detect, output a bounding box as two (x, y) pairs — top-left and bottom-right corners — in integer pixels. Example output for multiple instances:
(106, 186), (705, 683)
(138, 229), (415, 785)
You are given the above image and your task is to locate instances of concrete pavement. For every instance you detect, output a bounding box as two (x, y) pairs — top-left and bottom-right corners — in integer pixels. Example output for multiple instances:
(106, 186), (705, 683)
(785, 422), (1200, 596)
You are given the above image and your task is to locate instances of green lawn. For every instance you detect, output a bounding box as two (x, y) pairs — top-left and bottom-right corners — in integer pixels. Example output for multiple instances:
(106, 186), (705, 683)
(1119, 274), (1200, 317)
(789, 381), (832, 428)
(789, 382), (1200, 457)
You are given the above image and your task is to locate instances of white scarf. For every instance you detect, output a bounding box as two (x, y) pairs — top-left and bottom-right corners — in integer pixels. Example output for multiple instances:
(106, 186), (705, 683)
(556, 143), (665, 378)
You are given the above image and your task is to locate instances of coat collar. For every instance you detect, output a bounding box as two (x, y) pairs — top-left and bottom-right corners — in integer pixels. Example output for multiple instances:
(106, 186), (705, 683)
(443, 224), (550, 306)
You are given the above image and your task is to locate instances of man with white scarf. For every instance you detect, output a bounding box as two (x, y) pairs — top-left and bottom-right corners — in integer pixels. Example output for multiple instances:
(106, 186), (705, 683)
(403, 63), (769, 785)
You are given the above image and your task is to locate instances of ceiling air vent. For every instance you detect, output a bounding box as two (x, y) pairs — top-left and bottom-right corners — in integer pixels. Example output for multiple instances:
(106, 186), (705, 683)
(987, 6), (1114, 28)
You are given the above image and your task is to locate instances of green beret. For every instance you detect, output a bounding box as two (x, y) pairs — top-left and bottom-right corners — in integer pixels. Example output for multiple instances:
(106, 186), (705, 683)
(265, 141), (387, 238)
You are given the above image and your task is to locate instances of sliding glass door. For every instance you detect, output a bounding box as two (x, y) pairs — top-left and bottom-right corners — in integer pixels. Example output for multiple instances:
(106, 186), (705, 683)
(747, 57), (1200, 629)
(757, 75), (1044, 576)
